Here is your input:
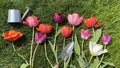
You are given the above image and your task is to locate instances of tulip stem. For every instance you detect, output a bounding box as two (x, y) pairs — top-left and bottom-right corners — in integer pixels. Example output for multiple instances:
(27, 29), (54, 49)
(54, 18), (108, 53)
(53, 23), (59, 64)
(81, 39), (88, 65)
(88, 56), (93, 65)
(63, 38), (66, 49)
(92, 27), (96, 41)
(62, 37), (66, 68)
(30, 27), (34, 68)
(96, 44), (106, 68)
(81, 39), (84, 57)
(44, 41), (54, 68)
(31, 43), (39, 68)
(12, 42), (29, 65)
(72, 26), (74, 42)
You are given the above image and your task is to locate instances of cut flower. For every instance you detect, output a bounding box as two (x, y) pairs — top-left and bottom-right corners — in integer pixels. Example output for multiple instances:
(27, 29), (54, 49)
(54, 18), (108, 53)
(36, 24), (52, 34)
(80, 29), (91, 40)
(35, 32), (47, 44)
(2, 30), (23, 41)
(89, 41), (107, 56)
(24, 16), (40, 27)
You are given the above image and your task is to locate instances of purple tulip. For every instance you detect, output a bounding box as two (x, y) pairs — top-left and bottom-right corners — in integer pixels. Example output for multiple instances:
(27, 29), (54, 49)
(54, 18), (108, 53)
(102, 34), (111, 45)
(80, 29), (91, 40)
(53, 12), (65, 23)
(35, 32), (47, 44)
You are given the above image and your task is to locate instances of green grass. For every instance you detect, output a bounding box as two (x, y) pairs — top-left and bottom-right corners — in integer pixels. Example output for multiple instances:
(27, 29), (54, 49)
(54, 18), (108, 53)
(0, 0), (120, 68)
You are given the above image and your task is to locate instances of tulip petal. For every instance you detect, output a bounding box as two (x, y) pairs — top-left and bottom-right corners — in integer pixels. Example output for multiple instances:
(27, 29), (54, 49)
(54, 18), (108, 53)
(92, 44), (103, 54)
(97, 49), (107, 56)
(89, 41), (96, 54)
(68, 14), (74, 25)
(72, 13), (79, 25)
(75, 16), (83, 26)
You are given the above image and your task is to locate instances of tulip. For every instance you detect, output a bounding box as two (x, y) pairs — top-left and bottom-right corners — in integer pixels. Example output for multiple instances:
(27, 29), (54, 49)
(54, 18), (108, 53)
(24, 16), (40, 27)
(53, 12), (65, 23)
(35, 32), (47, 44)
(80, 29), (91, 40)
(68, 13), (83, 26)
(36, 24), (52, 34)
(102, 34), (111, 45)
(89, 41), (107, 56)
(84, 16), (97, 27)
(61, 26), (72, 37)
(2, 30), (23, 41)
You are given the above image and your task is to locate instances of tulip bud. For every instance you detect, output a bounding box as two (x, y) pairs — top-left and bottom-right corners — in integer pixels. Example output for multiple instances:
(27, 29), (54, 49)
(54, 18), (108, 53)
(53, 12), (65, 23)
(34, 32), (47, 44)
(102, 34), (111, 45)
(68, 13), (83, 26)
(25, 16), (40, 27)
(84, 16), (97, 27)
(36, 24), (52, 34)
(80, 29), (91, 40)
(61, 26), (72, 37)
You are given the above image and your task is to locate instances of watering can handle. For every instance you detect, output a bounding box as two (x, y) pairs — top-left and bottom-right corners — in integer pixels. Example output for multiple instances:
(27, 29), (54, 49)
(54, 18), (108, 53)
(21, 7), (30, 20)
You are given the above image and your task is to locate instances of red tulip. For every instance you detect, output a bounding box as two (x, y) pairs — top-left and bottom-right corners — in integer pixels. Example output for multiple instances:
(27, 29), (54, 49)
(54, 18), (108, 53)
(84, 16), (97, 27)
(61, 26), (72, 37)
(24, 16), (40, 27)
(68, 13), (83, 26)
(36, 24), (52, 34)
(2, 30), (23, 41)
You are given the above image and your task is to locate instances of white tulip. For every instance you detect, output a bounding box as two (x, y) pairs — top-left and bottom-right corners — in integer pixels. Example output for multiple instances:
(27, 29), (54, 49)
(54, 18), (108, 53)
(89, 41), (107, 56)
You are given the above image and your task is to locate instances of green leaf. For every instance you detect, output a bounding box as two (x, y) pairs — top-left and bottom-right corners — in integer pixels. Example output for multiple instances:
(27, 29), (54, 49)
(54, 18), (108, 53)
(102, 62), (115, 67)
(90, 57), (99, 68)
(77, 56), (86, 68)
(99, 64), (108, 68)
(20, 63), (29, 68)
(70, 64), (77, 68)
(74, 34), (80, 56)
(48, 41), (54, 51)
(64, 52), (73, 68)
(91, 29), (102, 43)
(55, 29), (61, 37)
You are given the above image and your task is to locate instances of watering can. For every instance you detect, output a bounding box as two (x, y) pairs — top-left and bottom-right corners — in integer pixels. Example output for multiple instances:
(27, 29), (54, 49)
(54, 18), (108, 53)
(7, 7), (30, 23)
(59, 42), (74, 61)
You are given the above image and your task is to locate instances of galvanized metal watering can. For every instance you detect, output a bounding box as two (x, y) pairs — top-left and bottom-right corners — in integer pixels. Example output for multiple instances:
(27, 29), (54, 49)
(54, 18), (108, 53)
(7, 7), (30, 23)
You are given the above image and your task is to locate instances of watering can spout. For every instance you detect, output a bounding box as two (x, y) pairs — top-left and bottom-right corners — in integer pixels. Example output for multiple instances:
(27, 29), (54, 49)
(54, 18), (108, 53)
(22, 7), (30, 20)
(7, 7), (30, 23)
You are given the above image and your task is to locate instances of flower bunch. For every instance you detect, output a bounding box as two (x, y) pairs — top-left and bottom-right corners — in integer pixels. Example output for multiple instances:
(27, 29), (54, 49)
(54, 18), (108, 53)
(1, 12), (113, 68)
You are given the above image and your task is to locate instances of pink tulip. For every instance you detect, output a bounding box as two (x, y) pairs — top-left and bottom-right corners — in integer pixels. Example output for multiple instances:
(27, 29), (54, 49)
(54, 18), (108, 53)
(80, 29), (91, 40)
(53, 12), (65, 23)
(102, 34), (111, 45)
(24, 16), (40, 27)
(68, 13), (83, 26)
(35, 32), (47, 44)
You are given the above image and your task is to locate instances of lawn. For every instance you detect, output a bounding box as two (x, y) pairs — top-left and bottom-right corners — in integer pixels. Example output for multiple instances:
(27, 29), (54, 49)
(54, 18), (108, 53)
(0, 0), (120, 68)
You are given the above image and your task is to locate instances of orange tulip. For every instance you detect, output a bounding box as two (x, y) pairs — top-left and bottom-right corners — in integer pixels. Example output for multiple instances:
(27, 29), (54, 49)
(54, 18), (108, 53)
(84, 16), (97, 27)
(61, 26), (72, 37)
(36, 24), (52, 34)
(2, 30), (23, 41)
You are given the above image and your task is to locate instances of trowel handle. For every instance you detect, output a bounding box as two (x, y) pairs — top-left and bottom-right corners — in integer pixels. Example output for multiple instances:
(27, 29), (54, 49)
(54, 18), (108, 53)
(22, 7), (30, 20)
